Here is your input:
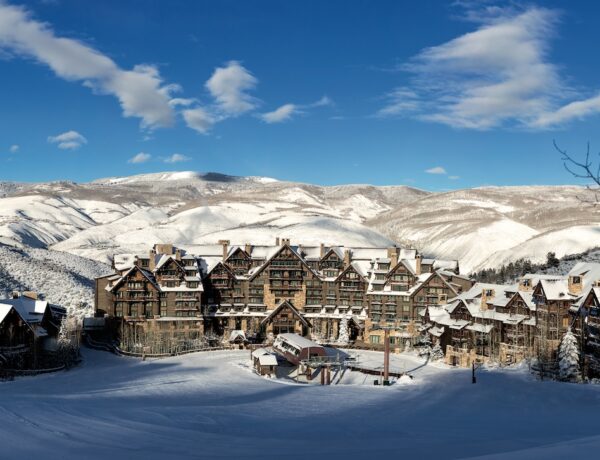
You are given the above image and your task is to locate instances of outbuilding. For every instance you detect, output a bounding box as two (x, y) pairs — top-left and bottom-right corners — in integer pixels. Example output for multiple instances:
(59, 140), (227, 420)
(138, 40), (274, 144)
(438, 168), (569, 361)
(251, 348), (278, 376)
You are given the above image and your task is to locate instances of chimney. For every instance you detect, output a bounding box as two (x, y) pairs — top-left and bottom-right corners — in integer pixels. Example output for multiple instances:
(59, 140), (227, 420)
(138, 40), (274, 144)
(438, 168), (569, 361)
(387, 247), (399, 268)
(415, 253), (422, 275)
(148, 249), (156, 271)
(275, 237), (280, 246)
(481, 288), (494, 311)
(175, 249), (181, 261)
(320, 243), (325, 258)
(245, 243), (252, 255)
(23, 291), (38, 300)
(344, 249), (351, 267)
(218, 239), (230, 261)
(11, 291), (19, 299)
(569, 275), (583, 295)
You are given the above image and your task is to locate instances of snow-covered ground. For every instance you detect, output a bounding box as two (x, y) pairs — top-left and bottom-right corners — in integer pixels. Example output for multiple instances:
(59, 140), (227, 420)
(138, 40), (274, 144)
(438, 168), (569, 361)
(2, 348), (600, 459)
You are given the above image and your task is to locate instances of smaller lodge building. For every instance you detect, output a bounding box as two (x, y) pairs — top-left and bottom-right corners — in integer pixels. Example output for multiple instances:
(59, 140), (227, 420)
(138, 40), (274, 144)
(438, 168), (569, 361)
(0, 292), (66, 371)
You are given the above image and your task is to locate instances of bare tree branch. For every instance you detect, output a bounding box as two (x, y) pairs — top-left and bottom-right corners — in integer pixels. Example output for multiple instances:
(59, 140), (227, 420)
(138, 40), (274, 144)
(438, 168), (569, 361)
(554, 140), (600, 205)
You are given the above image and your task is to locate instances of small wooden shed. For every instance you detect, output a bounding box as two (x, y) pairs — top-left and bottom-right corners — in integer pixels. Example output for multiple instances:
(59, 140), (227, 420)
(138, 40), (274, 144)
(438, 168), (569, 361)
(251, 348), (278, 376)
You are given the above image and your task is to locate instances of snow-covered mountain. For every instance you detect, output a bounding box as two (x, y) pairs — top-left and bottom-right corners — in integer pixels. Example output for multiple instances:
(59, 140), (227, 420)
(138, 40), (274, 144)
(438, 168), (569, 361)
(0, 171), (598, 298)
(370, 186), (600, 272)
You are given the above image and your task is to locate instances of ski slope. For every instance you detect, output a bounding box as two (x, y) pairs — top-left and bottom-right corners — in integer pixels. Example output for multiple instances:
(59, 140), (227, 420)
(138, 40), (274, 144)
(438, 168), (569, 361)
(1, 348), (600, 459)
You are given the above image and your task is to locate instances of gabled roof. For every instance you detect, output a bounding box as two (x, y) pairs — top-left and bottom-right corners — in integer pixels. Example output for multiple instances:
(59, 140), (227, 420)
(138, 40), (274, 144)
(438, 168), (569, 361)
(225, 246), (251, 261)
(409, 271), (459, 298)
(537, 278), (574, 301)
(109, 266), (159, 292)
(250, 244), (318, 281)
(260, 300), (311, 327)
(335, 262), (367, 282)
(0, 304), (13, 324)
(154, 255), (186, 274)
(205, 260), (236, 278)
(388, 259), (416, 277)
(321, 246), (345, 261)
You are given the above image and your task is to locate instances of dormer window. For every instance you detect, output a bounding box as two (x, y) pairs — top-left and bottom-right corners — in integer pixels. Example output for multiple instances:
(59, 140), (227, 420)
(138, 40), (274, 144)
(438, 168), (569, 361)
(572, 276), (581, 284)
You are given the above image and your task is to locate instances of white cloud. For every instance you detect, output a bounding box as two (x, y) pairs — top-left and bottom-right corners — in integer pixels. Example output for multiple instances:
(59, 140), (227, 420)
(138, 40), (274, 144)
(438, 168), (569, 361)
(260, 104), (298, 123)
(425, 166), (447, 175)
(169, 98), (196, 108)
(163, 153), (190, 163)
(182, 107), (216, 134)
(0, 2), (175, 129)
(449, 175), (460, 180)
(260, 96), (333, 124)
(378, 7), (599, 130)
(376, 88), (421, 117)
(128, 152), (151, 164)
(310, 95), (333, 108)
(9, 144), (19, 153)
(532, 93), (600, 128)
(205, 61), (258, 116)
(47, 130), (87, 150)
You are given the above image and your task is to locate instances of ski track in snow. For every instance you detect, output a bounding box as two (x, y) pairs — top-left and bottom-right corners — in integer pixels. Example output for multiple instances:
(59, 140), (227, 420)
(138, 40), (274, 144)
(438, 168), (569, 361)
(2, 348), (600, 459)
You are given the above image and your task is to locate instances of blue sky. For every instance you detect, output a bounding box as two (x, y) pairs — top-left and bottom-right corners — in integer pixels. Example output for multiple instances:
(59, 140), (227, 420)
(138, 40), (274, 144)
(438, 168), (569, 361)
(1, 0), (600, 190)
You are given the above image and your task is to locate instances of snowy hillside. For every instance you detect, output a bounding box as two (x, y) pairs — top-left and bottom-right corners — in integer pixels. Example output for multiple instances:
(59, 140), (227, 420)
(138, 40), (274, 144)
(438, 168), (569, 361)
(0, 244), (112, 318)
(0, 173), (598, 274)
(370, 186), (600, 272)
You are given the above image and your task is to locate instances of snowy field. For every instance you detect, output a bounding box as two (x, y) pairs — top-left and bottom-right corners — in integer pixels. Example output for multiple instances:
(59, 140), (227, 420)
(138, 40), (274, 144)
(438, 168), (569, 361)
(2, 349), (600, 459)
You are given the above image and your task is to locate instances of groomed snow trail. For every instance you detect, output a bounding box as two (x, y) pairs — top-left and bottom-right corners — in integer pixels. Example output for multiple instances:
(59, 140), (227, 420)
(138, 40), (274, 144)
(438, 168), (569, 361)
(1, 349), (600, 459)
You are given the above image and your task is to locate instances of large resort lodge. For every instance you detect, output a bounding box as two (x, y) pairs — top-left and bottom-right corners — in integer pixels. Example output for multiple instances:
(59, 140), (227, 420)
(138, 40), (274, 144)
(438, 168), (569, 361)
(95, 240), (470, 346)
(94, 240), (600, 375)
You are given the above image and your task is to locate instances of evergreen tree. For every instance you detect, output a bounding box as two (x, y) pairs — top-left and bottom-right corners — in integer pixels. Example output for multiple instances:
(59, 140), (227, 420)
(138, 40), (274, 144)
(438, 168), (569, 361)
(547, 252), (560, 268)
(431, 343), (444, 361)
(337, 316), (350, 345)
(558, 329), (581, 382)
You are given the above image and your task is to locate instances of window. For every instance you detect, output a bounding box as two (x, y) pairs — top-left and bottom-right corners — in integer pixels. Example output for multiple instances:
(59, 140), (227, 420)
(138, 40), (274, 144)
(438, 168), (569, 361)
(370, 335), (381, 344)
(572, 276), (582, 284)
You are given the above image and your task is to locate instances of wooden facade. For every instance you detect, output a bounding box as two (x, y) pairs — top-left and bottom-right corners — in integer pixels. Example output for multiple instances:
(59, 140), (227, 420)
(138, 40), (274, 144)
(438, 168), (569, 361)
(96, 241), (469, 346)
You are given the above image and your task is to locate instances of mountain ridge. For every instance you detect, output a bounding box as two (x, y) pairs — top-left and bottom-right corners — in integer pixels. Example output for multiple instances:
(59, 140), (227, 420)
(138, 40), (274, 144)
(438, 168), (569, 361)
(0, 172), (597, 274)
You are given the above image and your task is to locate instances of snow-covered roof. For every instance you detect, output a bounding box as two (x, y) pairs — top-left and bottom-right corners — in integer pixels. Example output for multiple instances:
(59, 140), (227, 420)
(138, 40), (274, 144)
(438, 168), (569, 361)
(539, 279), (573, 301)
(276, 333), (323, 350)
(0, 304), (12, 324)
(466, 323), (494, 334)
(252, 348), (278, 366)
(0, 297), (49, 324)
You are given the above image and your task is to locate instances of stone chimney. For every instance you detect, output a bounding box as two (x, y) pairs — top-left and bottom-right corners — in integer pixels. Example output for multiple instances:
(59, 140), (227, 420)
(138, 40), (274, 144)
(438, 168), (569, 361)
(175, 249), (181, 261)
(320, 243), (326, 258)
(155, 243), (174, 255)
(569, 275), (583, 295)
(245, 243), (252, 255)
(481, 288), (494, 311)
(148, 249), (156, 271)
(344, 249), (351, 267)
(415, 253), (422, 276)
(275, 237), (280, 246)
(218, 239), (230, 261)
(387, 247), (399, 268)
